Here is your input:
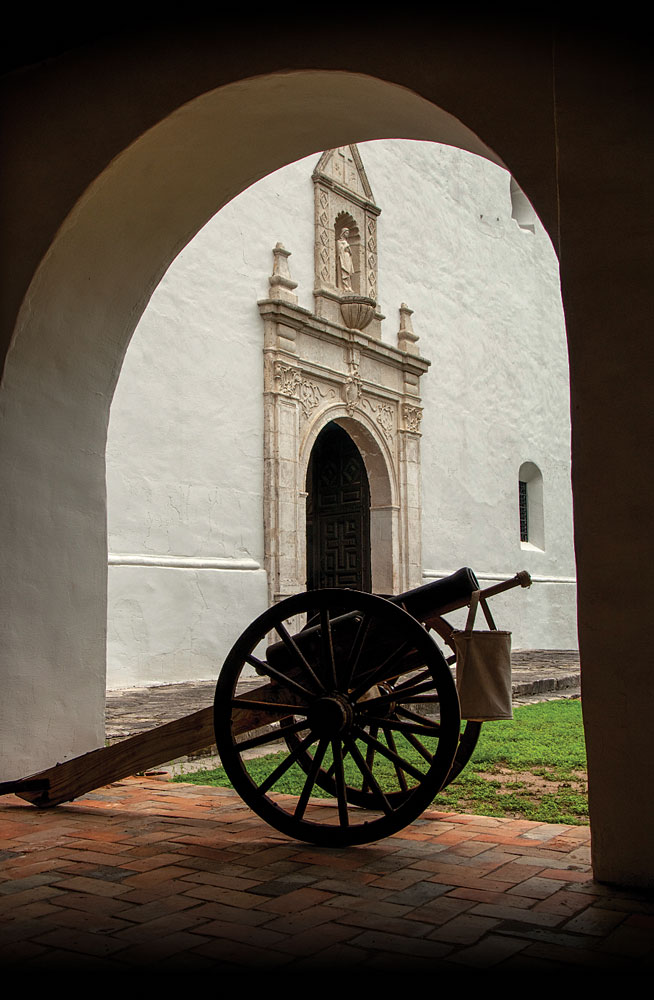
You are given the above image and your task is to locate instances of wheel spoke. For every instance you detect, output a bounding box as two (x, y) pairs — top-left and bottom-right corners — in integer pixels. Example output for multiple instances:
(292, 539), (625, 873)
(259, 729), (319, 795)
(319, 607), (338, 689)
(361, 714), (440, 738)
(391, 669), (435, 695)
(402, 730), (434, 765)
(294, 735), (330, 819)
(331, 738), (349, 828)
(274, 622), (326, 694)
(342, 612), (373, 690)
(231, 697), (308, 715)
(382, 726), (409, 793)
(362, 724), (379, 794)
(399, 694), (442, 704)
(353, 724), (427, 782)
(349, 641), (413, 701)
(344, 736), (393, 814)
(395, 705), (441, 731)
(361, 682), (439, 712)
(236, 717), (307, 753)
(245, 653), (315, 700)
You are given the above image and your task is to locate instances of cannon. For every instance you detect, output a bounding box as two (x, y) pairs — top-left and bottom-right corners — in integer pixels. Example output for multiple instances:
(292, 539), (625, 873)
(1, 569), (531, 846)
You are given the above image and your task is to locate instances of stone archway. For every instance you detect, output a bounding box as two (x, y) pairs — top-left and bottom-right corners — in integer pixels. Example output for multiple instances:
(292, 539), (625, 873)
(3, 72), (497, 778)
(3, 41), (654, 887)
(265, 398), (404, 605)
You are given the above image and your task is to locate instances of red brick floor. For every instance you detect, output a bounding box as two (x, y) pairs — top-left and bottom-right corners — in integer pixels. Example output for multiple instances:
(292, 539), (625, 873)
(1, 778), (652, 971)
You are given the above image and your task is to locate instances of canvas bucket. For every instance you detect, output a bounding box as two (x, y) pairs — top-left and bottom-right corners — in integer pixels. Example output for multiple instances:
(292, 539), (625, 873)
(453, 590), (513, 721)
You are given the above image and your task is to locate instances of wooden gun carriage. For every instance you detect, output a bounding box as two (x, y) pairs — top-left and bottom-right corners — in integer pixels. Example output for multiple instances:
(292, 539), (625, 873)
(1, 569), (531, 846)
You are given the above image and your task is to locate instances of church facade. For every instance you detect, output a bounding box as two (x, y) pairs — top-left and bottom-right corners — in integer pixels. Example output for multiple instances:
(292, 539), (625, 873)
(106, 140), (576, 689)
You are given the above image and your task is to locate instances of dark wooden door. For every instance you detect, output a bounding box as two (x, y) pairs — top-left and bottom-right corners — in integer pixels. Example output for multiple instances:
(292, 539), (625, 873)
(306, 422), (371, 591)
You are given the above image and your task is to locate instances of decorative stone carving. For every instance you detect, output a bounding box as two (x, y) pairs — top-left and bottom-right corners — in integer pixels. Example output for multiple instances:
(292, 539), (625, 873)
(376, 403), (394, 438)
(403, 404), (423, 434)
(268, 243), (298, 304)
(362, 397), (395, 440)
(367, 217), (378, 299)
(313, 144), (383, 337)
(340, 295), (376, 331)
(398, 303), (419, 354)
(297, 381), (326, 419)
(262, 144), (430, 605)
(273, 363), (326, 418)
(274, 362), (301, 396)
(336, 228), (354, 291)
(343, 362), (363, 414)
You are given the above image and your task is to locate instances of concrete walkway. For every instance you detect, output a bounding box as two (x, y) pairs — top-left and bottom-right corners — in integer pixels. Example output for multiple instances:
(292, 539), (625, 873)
(103, 650), (581, 774)
(105, 649), (581, 740)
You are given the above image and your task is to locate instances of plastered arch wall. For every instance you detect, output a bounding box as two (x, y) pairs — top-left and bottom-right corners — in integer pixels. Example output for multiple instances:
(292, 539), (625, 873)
(0, 73), (506, 781)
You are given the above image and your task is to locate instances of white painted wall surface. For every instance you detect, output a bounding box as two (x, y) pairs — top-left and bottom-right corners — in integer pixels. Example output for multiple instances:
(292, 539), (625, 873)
(106, 140), (576, 688)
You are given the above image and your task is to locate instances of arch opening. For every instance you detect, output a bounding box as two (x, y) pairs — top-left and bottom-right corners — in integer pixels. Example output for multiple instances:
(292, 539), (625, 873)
(518, 460), (545, 551)
(3, 35), (654, 892)
(306, 422), (371, 592)
(0, 68), (563, 777)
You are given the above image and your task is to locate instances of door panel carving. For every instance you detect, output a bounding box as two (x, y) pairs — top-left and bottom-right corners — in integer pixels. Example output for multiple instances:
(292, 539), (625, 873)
(306, 423), (371, 592)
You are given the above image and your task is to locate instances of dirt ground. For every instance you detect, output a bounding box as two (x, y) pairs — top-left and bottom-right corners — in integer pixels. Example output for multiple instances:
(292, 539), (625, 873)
(475, 764), (587, 797)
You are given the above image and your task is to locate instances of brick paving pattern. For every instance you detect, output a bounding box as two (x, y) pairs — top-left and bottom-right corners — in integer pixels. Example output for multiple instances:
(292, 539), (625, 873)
(2, 776), (652, 971)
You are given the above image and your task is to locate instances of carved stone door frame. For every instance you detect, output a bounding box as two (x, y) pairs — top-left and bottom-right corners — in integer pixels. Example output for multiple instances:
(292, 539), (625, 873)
(260, 145), (429, 604)
(261, 299), (427, 603)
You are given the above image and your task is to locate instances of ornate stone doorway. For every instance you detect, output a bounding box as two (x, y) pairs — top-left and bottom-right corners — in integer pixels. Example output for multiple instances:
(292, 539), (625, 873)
(306, 422), (371, 591)
(261, 143), (428, 606)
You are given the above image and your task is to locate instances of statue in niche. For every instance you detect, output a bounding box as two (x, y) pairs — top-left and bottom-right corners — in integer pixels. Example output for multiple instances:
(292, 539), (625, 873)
(336, 228), (354, 291)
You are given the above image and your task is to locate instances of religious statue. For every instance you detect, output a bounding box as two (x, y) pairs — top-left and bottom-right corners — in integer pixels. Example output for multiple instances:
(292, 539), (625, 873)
(337, 228), (354, 291)
(343, 362), (363, 414)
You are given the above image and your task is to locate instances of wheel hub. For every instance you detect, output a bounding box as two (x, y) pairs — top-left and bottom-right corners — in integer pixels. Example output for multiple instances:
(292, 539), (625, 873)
(308, 694), (354, 738)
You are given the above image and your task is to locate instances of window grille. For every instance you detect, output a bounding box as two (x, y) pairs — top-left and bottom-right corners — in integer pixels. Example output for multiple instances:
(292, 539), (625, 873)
(519, 480), (529, 542)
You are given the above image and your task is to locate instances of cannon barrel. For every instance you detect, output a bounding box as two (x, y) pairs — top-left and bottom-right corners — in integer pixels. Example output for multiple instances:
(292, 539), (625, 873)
(388, 567), (480, 620)
(267, 568), (482, 674)
(265, 567), (531, 677)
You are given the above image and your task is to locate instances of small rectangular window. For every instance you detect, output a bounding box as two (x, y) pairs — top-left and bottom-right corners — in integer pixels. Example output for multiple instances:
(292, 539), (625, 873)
(519, 480), (529, 542)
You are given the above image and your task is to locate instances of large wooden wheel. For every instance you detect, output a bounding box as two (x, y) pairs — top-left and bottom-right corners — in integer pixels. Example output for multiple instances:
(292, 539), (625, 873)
(213, 590), (461, 846)
(280, 620), (481, 807)
(281, 610), (482, 807)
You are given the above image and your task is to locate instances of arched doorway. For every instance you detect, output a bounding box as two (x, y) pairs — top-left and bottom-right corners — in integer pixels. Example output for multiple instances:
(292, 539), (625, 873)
(306, 422), (371, 591)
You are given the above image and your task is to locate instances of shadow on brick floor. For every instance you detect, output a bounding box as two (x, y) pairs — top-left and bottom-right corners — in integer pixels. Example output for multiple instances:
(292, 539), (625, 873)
(1, 775), (652, 972)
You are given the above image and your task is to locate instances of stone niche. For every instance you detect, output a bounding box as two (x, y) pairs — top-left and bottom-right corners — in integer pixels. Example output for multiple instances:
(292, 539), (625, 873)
(260, 145), (429, 604)
(312, 145), (384, 336)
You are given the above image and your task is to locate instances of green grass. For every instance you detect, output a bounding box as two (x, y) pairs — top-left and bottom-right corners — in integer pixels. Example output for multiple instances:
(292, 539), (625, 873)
(431, 698), (587, 824)
(174, 698), (588, 825)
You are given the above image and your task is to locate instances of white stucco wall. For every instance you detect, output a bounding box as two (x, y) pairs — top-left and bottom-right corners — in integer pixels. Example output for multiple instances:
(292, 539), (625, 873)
(106, 139), (576, 688)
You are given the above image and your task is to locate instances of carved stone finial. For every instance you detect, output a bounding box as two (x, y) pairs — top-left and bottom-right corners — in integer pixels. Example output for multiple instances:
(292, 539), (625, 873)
(269, 242), (298, 303)
(397, 302), (420, 355)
